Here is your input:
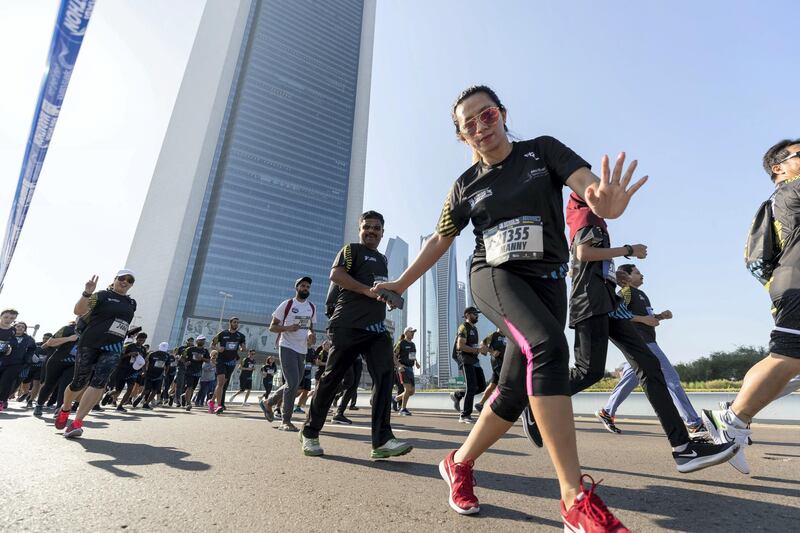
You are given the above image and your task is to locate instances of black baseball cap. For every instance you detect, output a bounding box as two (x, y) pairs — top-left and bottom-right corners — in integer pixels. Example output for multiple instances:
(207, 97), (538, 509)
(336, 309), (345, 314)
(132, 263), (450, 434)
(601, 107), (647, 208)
(295, 276), (313, 287)
(464, 306), (481, 316)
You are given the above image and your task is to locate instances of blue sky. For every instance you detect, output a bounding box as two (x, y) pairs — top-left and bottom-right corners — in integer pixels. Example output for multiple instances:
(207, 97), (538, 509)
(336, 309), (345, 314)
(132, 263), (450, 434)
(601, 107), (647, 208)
(1, 1), (796, 368)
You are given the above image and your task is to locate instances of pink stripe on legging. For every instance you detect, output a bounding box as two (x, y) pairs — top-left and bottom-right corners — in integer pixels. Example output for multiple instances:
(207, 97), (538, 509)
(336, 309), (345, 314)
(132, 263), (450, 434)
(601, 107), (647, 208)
(503, 318), (534, 396)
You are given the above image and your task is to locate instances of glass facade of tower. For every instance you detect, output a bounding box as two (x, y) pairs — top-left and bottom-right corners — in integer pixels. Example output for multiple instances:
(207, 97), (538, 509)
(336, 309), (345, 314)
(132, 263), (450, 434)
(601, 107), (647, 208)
(171, 0), (366, 344)
(384, 237), (409, 339)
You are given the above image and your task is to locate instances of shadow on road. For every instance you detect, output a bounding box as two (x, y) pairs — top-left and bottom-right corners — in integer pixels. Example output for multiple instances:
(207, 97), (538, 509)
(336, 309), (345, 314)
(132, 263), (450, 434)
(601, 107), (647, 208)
(321, 429), (528, 457)
(73, 439), (211, 478)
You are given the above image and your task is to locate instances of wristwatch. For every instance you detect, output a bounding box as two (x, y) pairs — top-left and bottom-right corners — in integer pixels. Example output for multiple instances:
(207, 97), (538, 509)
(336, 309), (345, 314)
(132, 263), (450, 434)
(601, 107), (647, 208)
(623, 244), (634, 259)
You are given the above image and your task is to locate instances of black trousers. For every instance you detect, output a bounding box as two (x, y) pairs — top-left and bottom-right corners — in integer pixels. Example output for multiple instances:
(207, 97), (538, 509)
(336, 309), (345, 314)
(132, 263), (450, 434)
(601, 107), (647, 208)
(0, 364), (23, 402)
(570, 314), (689, 447)
(303, 328), (395, 448)
(460, 364), (486, 417)
(341, 356), (363, 411)
(37, 358), (75, 406)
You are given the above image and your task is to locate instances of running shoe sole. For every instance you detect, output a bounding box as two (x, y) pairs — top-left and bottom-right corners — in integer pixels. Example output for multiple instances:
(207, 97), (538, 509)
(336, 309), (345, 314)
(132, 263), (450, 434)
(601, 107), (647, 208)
(594, 410), (622, 434)
(64, 425), (83, 439)
(259, 400), (275, 422)
(371, 443), (413, 460)
(675, 442), (739, 473)
(331, 418), (352, 425)
(438, 459), (480, 515)
(702, 410), (751, 474)
(299, 432), (324, 456)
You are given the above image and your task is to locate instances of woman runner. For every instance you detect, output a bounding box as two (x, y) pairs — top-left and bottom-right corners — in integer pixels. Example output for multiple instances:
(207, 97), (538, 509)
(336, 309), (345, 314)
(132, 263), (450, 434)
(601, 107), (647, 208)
(374, 85), (645, 530)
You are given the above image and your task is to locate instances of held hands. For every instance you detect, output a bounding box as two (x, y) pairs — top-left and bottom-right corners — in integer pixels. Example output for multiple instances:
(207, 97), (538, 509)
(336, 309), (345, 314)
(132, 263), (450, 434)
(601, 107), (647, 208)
(657, 310), (673, 320)
(478, 345), (489, 355)
(84, 275), (98, 295)
(371, 280), (405, 300)
(585, 153), (648, 219)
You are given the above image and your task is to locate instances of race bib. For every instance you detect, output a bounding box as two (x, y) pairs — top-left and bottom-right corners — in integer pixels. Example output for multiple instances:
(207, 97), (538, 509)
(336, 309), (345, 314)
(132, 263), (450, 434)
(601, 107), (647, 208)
(408, 351), (416, 361)
(295, 315), (312, 329)
(603, 259), (617, 282)
(154, 360), (165, 368)
(304, 363), (313, 370)
(225, 341), (239, 351)
(193, 352), (203, 360)
(266, 369), (275, 375)
(225, 360), (236, 367)
(108, 318), (130, 338)
(483, 216), (543, 266)
(170, 361), (178, 367)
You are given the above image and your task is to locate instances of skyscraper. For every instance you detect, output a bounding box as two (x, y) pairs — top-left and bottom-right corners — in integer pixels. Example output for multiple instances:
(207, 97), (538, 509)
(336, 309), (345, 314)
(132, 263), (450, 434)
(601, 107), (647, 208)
(457, 282), (466, 317)
(419, 234), (459, 387)
(126, 0), (376, 349)
(384, 236), (409, 338)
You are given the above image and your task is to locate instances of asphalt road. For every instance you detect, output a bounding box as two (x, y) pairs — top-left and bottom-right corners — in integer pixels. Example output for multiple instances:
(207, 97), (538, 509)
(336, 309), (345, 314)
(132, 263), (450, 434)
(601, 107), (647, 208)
(2, 399), (798, 532)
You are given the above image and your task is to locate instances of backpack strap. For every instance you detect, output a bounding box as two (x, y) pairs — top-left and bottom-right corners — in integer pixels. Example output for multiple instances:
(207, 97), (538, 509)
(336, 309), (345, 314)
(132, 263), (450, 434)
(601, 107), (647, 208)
(275, 299), (294, 348)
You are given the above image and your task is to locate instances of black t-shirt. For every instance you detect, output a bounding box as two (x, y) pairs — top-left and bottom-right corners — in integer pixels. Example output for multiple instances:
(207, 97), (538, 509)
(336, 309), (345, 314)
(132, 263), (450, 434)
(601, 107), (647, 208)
(165, 353), (177, 375)
(261, 361), (277, 378)
(304, 349), (316, 377)
(437, 137), (590, 277)
(568, 225), (618, 326)
(483, 331), (507, 373)
(212, 330), (246, 362)
(9, 334), (36, 366)
(50, 324), (78, 363)
(78, 290), (137, 349)
(185, 346), (210, 374)
(769, 176), (800, 300)
(118, 342), (147, 373)
(328, 243), (389, 329)
(456, 321), (481, 366)
(394, 339), (417, 367)
(620, 286), (657, 343)
(240, 357), (255, 377)
(146, 351), (170, 378)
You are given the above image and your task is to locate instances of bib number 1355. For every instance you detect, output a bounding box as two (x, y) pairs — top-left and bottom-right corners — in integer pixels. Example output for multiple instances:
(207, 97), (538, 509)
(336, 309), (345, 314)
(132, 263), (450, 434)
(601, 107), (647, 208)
(483, 216), (544, 266)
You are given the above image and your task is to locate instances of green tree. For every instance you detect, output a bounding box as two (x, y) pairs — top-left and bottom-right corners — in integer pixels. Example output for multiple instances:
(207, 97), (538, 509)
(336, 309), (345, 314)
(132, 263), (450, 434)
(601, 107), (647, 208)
(674, 346), (767, 381)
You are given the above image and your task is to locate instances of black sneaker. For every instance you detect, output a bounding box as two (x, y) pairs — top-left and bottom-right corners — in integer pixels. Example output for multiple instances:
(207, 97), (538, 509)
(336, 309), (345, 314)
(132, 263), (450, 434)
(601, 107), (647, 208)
(391, 396), (399, 412)
(332, 413), (353, 425)
(522, 406), (543, 448)
(116, 405), (127, 413)
(595, 409), (622, 434)
(673, 439), (739, 473)
(33, 404), (43, 417)
(449, 392), (462, 412)
(101, 393), (111, 406)
(142, 403), (152, 410)
(132, 397), (142, 408)
(349, 405), (359, 411)
(92, 404), (103, 412)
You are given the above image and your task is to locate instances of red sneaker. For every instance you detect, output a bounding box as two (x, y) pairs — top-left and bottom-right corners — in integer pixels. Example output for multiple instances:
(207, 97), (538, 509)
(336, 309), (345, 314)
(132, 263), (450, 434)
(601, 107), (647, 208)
(562, 475), (629, 533)
(64, 420), (84, 438)
(439, 450), (479, 515)
(55, 408), (71, 430)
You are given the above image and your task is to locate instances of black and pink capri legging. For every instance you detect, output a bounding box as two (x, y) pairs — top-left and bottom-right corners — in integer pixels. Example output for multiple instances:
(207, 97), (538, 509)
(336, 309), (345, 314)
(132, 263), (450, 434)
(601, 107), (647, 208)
(470, 266), (571, 422)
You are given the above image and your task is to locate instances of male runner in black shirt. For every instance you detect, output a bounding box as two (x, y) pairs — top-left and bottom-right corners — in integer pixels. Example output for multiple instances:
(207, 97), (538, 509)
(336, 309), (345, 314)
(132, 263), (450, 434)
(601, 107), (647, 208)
(704, 138), (800, 475)
(451, 307), (488, 424)
(210, 318), (246, 414)
(300, 211), (412, 459)
(183, 336), (210, 411)
(394, 327), (419, 415)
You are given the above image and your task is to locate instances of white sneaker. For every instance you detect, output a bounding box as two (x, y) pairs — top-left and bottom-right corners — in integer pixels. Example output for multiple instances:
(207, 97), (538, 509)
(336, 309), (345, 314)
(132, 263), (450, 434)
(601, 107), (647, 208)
(371, 438), (413, 459)
(702, 409), (752, 474)
(299, 432), (323, 456)
(459, 416), (474, 424)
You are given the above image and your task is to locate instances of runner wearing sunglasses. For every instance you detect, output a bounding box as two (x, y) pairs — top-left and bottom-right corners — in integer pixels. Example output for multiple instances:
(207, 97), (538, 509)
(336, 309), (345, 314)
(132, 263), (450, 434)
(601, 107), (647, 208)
(55, 270), (137, 438)
(373, 85), (646, 530)
(703, 138), (800, 475)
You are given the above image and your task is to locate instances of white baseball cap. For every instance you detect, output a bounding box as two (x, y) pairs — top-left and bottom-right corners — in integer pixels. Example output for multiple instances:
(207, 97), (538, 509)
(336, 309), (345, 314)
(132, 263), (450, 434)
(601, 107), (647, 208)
(115, 269), (136, 280)
(158, 342), (169, 351)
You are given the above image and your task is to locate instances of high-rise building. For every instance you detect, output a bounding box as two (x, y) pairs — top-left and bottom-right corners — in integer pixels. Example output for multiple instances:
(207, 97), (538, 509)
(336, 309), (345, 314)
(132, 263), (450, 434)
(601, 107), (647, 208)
(126, 0), (376, 350)
(384, 236), (408, 339)
(419, 234), (459, 387)
(457, 282), (466, 317)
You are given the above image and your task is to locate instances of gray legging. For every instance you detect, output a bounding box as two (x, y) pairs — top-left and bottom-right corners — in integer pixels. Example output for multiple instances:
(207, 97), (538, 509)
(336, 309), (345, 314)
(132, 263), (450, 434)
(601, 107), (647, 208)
(267, 346), (305, 424)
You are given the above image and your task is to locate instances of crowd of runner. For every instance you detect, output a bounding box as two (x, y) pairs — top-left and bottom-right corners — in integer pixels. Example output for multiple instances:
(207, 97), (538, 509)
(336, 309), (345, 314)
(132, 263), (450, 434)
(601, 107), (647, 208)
(2, 84), (799, 532)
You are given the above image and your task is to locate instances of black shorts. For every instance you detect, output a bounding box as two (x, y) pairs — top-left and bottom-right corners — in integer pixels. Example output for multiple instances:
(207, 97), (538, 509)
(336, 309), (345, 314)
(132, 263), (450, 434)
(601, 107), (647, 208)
(28, 365), (44, 382)
(185, 374), (201, 390)
(300, 375), (312, 391)
(70, 347), (122, 391)
(239, 375), (252, 391)
(470, 266), (569, 422)
(216, 360), (236, 379)
(770, 288), (800, 358)
(399, 366), (415, 387)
